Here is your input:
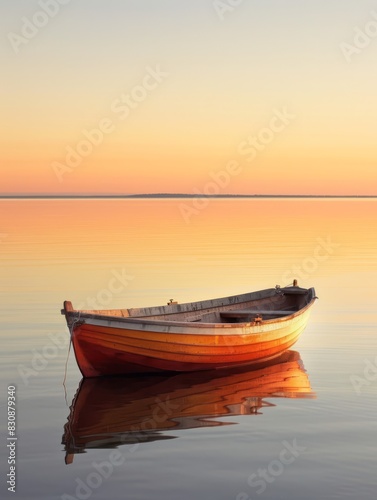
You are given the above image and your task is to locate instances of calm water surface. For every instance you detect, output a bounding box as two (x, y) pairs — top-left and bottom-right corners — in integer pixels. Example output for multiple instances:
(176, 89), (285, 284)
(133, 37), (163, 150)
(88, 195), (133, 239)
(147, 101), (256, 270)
(1, 199), (376, 499)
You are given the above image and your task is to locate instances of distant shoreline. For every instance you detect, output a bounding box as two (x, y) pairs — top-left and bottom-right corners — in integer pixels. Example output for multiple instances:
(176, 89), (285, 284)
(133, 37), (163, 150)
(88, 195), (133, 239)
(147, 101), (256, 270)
(0, 194), (376, 199)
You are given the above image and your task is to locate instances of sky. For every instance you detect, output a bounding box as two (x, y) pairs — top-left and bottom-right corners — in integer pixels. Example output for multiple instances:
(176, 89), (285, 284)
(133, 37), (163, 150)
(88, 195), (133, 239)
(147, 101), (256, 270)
(1, 0), (377, 195)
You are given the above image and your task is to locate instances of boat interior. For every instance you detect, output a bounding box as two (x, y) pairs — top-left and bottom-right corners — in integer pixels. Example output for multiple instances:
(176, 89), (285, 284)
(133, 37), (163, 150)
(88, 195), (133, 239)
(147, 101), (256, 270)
(65, 285), (315, 324)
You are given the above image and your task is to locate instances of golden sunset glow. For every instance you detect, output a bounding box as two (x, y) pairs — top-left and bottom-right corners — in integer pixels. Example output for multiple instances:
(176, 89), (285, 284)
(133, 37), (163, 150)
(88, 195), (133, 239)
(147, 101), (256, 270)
(2, 1), (377, 195)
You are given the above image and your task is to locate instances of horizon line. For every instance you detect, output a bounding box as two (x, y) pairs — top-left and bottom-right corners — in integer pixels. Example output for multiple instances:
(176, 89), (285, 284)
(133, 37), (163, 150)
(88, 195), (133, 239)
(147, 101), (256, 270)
(1, 193), (377, 199)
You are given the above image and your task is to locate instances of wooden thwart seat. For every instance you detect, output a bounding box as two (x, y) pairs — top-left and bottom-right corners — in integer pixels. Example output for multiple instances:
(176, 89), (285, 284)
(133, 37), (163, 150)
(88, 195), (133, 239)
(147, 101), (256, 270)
(220, 309), (296, 319)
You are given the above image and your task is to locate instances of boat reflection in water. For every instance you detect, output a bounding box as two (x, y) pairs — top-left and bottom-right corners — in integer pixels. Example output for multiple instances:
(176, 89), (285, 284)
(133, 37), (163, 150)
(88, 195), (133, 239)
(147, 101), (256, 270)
(62, 350), (315, 464)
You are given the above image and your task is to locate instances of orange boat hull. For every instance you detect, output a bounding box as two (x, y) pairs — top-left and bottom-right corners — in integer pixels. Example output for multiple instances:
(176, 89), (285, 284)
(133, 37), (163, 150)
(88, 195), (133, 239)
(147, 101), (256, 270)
(63, 284), (317, 376)
(71, 311), (311, 376)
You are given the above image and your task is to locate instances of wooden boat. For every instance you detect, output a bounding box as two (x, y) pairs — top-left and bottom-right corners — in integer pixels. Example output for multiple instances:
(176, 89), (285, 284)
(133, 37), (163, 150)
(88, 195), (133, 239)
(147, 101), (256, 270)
(62, 350), (315, 463)
(61, 280), (317, 377)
